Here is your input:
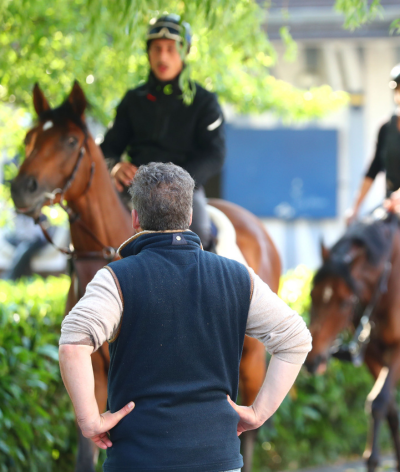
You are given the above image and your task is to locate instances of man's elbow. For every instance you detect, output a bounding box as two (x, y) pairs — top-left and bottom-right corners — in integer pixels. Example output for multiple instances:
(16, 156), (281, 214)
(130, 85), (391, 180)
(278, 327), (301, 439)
(59, 344), (94, 361)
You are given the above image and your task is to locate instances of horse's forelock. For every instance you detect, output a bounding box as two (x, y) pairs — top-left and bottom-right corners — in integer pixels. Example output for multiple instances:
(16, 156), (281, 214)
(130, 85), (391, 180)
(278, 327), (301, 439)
(37, 101), (88, 137)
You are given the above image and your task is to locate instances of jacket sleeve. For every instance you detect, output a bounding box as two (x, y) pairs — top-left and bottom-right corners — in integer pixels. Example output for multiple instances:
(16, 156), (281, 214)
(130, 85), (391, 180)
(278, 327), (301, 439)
(183, 92), (226, 187)
(365, 121), (389, 180)
(100, 91), (133, 168)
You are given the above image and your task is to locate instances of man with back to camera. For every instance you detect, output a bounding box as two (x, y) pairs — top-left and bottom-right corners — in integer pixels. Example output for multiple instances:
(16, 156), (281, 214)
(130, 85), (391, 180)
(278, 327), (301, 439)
(100, 14), (224, 252)
(347, 64), (400, 224)
(59, 162), (312, 472)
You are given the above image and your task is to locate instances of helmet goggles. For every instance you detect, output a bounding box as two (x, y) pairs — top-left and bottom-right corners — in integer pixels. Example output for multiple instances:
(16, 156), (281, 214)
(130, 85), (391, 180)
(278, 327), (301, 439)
(147, 21), (183, 42)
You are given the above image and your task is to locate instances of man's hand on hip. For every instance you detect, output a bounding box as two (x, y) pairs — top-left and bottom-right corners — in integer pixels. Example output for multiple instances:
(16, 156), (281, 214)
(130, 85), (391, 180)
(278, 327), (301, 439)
(227, 396), (262, 436)
(59, 344), (135, 450)
(79, 402), (135, 449)
(111, 162), (138, 192)
(227, 357), (304, 436)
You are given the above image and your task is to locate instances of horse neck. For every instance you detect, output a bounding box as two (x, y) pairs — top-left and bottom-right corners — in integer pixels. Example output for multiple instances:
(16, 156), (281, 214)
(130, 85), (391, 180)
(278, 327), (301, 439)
(67, 137), (133, 251)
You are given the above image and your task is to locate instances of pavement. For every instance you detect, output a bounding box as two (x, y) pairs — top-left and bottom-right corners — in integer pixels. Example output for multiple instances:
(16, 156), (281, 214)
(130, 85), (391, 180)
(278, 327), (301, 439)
(294, 455), (396, 472)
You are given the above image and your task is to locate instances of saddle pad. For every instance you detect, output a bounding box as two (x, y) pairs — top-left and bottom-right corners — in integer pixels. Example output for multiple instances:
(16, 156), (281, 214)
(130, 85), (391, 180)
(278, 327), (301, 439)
(206, 204), (248, 266)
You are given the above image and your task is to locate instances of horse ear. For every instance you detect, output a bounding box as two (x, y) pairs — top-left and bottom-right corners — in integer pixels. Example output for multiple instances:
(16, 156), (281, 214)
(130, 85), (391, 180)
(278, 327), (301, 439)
(320, 238), (330, 262)
(33, 83), (50, 116)
(68, 80), (87, 117)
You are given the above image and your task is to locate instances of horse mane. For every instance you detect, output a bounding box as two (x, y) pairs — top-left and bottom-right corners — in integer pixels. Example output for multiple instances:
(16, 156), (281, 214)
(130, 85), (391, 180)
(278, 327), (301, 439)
(313, 246), (357, 292)
(313, 213), (395, 290)
(38, 100), (88, 137)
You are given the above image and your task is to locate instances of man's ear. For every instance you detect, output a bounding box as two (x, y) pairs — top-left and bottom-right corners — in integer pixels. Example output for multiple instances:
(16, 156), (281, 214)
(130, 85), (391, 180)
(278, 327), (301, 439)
(189, 210), (193, 227)
(132, 209), (141, 231)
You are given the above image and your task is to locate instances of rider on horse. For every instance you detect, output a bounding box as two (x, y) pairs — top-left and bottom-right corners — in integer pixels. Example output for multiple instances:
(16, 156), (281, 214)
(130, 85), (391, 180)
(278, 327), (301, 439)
(100, 14), (225, 252)
(347, 64), (400, 224)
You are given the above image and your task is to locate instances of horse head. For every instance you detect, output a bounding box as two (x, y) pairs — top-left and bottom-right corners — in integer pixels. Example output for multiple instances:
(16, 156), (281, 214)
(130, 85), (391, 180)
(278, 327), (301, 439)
(305, 239), (365, 374)
(11, 81), (92, 220)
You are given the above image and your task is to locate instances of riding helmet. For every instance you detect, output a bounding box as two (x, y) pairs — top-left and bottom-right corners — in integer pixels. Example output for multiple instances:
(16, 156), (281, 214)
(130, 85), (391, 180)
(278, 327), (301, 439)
(389, 63), (400, 89)
(147, 14), (192, 49)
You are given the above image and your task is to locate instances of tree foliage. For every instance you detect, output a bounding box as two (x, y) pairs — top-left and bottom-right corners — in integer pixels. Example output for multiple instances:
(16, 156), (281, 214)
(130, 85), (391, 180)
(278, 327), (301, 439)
(0, 0), (396, 125)
(335, 0), (384, 30)
(0, 0), (349, 130)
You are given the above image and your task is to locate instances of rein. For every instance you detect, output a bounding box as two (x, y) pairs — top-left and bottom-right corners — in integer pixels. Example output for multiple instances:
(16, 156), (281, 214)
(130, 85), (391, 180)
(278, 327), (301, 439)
(331, 216), (398, 366)
(38, 140), (116, 261)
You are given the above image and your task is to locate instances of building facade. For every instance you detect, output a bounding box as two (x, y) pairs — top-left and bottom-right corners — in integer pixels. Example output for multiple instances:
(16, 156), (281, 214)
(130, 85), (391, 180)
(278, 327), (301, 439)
(221, 0), (400, 271)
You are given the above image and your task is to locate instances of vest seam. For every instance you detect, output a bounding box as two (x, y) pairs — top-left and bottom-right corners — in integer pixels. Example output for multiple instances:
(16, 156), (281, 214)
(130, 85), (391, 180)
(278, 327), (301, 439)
(246, 268), (254, 301)
(104, 266), (124, 343)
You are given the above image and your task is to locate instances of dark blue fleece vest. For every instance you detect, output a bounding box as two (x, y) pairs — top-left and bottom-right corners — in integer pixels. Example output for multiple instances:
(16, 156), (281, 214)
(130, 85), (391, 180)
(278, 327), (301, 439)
(103, 231), (251, 472)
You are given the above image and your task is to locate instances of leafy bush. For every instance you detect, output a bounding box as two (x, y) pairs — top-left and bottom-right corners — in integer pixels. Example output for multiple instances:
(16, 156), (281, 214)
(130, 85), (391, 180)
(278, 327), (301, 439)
(0, 276), (76, 472)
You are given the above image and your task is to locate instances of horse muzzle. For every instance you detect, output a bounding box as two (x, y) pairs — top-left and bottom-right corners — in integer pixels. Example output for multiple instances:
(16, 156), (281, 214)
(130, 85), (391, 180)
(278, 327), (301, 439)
(304, 352), (329, 374)
(11, 174), (45, 218)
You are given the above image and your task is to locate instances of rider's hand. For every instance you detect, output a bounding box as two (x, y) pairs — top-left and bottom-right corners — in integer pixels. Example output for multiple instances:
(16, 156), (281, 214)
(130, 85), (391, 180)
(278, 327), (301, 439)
(345, 208), (357, 227)
(227, 395), (263, 436)
(111, 162), (138, 192)
(384, 189), (400, 214)
(79, 401), (135, 449)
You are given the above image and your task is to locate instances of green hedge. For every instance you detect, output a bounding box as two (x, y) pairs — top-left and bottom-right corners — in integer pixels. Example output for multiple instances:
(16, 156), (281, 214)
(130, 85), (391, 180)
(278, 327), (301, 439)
(0, 276), (76, 472)
(0, 269), (382, 471)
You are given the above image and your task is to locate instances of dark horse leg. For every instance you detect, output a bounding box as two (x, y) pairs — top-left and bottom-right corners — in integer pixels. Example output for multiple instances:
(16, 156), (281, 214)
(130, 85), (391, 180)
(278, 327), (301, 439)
(76, 429), (98, 472)
(364, 350), (390, 472)
(387, 400), (400, 471)
(385, 343), (400, 472)
(364, 344), (400, 472)
(239, 337), (267, 472)
(241, 430), (258, 472)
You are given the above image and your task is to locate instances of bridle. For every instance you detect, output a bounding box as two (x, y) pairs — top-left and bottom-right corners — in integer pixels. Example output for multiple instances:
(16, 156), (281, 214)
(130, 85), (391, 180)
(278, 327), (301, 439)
(38, 138), (116, 261)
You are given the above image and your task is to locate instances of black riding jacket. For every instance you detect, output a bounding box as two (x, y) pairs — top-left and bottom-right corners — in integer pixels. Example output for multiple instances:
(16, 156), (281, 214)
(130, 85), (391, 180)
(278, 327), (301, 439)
(100, 72), (225, 187)
(366, 115), (400, 195)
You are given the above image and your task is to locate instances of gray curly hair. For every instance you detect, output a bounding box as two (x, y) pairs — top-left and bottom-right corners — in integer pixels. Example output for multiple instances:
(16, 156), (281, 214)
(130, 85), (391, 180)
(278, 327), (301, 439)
(129, 162), (195, 231)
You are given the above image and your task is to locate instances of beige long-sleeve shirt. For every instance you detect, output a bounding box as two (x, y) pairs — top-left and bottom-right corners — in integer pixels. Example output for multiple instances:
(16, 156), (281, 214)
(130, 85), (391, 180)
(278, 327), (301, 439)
(60, 267), (312, 365)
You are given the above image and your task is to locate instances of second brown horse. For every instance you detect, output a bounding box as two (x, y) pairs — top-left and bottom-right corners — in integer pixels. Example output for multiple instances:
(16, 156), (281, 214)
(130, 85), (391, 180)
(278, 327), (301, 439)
(306, 214), (400, 472)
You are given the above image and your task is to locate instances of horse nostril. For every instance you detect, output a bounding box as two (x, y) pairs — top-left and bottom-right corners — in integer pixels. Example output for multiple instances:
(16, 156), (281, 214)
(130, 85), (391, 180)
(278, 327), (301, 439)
(26, 176), (38, 193)
(305, 355), (321, 374)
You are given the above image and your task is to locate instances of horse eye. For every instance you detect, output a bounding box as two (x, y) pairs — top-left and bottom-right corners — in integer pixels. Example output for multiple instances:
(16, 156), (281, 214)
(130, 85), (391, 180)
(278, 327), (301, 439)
(68, 136), (78, 147)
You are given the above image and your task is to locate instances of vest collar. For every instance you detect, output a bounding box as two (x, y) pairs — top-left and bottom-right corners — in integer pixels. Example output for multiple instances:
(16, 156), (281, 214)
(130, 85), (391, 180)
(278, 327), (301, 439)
(118, 230), (203, 259)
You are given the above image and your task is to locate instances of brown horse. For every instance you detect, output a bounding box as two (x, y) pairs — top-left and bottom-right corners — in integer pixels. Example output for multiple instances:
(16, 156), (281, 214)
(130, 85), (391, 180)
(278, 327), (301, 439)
(11, 82), (281, 472)
(305, 214), (400, 472)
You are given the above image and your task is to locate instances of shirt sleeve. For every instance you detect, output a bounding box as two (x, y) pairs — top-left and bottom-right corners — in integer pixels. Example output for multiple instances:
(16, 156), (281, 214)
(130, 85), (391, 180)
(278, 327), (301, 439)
(245, 268), (312, 365)
(59, 268), (123, 351)
(183, 92), (226, 187)
(100, 91), (133, 168)
(365, 121), (389, 180)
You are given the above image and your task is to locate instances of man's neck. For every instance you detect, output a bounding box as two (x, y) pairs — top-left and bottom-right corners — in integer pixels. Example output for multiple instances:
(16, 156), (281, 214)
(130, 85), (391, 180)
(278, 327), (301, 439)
(148, 69), (183, 96)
